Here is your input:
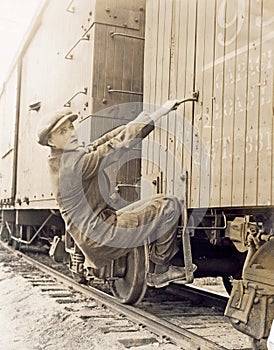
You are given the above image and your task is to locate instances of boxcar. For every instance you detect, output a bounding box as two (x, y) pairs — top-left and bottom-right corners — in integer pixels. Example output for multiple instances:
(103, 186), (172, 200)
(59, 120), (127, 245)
(0, 0), (273, 344)
(143, 0), (274, 343)
(0, 0), (145, 234)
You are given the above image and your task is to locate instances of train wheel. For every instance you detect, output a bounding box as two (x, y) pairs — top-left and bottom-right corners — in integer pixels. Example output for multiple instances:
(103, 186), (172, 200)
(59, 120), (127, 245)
(111, 246), (147, 305)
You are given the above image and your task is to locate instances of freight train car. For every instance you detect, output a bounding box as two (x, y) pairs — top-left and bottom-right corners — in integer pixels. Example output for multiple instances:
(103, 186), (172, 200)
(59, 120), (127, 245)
(0, 1), (145, 233)
(143, 0), (274, 344)
(0, 0), (273, 346)
(0, 0), (147, 301)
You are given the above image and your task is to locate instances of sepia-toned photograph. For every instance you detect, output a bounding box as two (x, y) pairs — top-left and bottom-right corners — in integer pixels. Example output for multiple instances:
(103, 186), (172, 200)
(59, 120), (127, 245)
(0, 1), (273, 349)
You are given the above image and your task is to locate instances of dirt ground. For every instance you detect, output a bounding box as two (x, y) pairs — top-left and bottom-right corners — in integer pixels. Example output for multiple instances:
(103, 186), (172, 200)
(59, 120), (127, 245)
(0, 247), (255, 350)
(0, 257), (179, 350)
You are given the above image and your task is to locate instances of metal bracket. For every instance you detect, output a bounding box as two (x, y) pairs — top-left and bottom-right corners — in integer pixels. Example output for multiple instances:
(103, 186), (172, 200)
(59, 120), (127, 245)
(0, 197), (14, 207)
(109, 31), (145, 40)
(107, 85), (143, 96)
(224, 280), (256, 324)
(65, 24), (92, 59)
(64, 88), (88, 107)
(187, 212), (227, 230)
(66, 0), (75, 13)
(29, 101), (41, 112)
(9, 213), (53, 245)
(1, 148), (13, 160)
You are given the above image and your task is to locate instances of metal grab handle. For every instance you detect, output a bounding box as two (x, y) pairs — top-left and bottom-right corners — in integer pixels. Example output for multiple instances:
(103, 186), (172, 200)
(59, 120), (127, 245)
(65, 24), (93, 59)
(107, 85), (143, 96)
(172, 91), (199, 110)
(64, 88), (88, 107)
(115, 184), (141, 192)
(109, 31), (145, 41)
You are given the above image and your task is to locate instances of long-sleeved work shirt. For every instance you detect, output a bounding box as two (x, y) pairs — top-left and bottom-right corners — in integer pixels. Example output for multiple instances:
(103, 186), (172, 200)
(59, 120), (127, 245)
(48, 112), (180, 267)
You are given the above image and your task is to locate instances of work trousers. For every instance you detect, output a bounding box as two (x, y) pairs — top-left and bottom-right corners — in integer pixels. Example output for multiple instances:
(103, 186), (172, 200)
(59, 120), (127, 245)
(74, 195), (182, 268)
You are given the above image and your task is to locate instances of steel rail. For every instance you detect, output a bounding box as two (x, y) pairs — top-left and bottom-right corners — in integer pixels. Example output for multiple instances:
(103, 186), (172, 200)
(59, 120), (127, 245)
(166, 283), (229, 311)
(0, 241), (229, 350)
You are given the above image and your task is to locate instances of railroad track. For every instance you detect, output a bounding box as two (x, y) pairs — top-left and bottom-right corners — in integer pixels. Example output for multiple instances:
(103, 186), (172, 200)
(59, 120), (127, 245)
(0, 241), (253, 350)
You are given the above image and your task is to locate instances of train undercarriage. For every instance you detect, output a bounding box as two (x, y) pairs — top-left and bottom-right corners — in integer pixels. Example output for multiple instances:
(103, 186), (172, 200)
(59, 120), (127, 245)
(1, 204), (273, 346)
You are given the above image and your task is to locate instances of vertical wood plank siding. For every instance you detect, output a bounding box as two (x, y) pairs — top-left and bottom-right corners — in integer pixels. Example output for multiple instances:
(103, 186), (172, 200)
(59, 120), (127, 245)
(143, 0), (274, 208)
(13, 0), (145, 209)
(231, 0), (250, 207)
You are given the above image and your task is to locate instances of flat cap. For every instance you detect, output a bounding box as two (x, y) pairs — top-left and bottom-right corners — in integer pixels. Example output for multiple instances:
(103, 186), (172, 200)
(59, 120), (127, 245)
(37, 108), (78, 146)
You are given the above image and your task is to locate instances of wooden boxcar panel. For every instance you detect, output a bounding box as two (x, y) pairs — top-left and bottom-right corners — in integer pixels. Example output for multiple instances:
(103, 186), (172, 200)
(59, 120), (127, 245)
(171, 1), (196, 197)
(244, 0), (262, 206)
(143, 0), (274, 208)
(0, 67), (18, 202)
(199, 0), (216, 208)
(257, 2), (274, 206)
(147, 0), (167, 195)
(231, 1), (250, 207)
(181, 0), (198, 205)
(209, 0), (226, 208)
(158, 0), (172, 195)
(191, 0), (208, 208)
(90, 0), (145, 205)
(16, 0), (95, 209)
(91, 18), (144, 112)
(15, 0), (145, 209)
(142, 0), (161, 190)
(167, 0), (185, 196)
(91, 0), (145, 114)
(220, 1), (239, 206)
(143, 0), (198, 202)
